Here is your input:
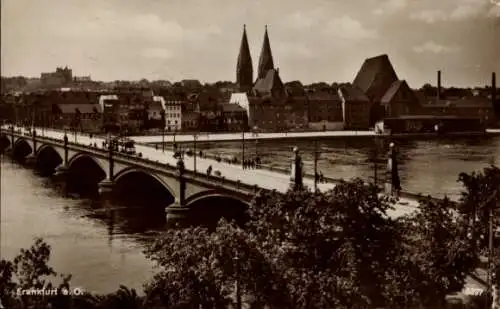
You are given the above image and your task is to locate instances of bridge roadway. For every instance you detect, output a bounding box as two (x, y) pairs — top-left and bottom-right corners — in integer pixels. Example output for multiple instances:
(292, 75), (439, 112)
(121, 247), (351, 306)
(2, 126), (423, 218)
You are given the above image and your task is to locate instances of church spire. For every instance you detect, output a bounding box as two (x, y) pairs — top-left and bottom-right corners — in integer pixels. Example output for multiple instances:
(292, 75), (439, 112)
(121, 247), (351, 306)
(236, 24), (253, 92)
(257, 25), (274, 79)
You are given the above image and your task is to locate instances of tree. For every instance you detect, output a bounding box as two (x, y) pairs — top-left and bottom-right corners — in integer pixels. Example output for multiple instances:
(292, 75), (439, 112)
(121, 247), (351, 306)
(144, 221), (288, 309)
(394, 198), (479, 307)
(247, 182), (403, 308)
(458, 165), (500, 251)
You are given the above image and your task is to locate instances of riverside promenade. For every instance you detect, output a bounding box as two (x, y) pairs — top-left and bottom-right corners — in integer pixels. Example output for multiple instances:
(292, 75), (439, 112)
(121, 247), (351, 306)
(129, 128), (500, 144)
(3, 125), (442, 218)
(131, 130), (375, 144)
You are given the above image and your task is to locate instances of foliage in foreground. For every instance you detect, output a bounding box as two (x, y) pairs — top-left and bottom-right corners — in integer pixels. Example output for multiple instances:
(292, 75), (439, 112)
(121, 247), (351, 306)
(1, 167), (499, 309)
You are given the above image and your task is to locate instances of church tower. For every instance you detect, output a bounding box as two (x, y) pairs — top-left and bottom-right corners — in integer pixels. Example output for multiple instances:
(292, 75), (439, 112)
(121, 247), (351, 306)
(257, 25), (275, 80)
(236, 25), (253, 92)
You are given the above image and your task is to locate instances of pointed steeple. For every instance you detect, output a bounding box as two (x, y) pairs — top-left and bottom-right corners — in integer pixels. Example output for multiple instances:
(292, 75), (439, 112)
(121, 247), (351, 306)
(257, 25), (275, 79)
(236, 24), (253, 92)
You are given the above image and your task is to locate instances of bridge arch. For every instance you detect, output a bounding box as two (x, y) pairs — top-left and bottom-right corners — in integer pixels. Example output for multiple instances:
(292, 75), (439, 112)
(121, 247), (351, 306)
(68, 153), (107, 175)
(35, 145), (63, 175)
(112, 167), (176, 208)
(0, 135), (10, 151)
(12, 138), (33, 159)
(67, 153), (107, 196)
(185, 190), (250, 226)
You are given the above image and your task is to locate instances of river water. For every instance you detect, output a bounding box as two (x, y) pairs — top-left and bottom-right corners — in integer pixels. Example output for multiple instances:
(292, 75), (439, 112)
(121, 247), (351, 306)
(1, 136), (500, 294)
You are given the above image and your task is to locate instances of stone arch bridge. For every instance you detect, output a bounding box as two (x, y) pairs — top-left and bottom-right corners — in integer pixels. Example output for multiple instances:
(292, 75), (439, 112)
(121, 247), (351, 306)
(1, 130), (263, 224)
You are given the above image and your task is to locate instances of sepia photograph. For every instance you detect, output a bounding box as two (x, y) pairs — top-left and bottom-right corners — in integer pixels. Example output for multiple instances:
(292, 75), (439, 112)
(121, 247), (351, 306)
(0, 0), (499, 308)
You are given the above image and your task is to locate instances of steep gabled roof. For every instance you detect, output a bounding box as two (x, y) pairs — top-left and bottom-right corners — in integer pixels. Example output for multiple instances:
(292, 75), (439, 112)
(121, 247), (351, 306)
(380, 80), (417, 104)
(257, 25), (275, 79)
(221, 103), (246, 113)
(338, 84), (370, 102)
(352, 54), (399, 102)
(253, 69), (285, 97)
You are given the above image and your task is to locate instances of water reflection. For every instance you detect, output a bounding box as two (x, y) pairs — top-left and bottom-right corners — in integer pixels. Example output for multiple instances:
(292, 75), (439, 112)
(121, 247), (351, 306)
(1, 158), (159, 294)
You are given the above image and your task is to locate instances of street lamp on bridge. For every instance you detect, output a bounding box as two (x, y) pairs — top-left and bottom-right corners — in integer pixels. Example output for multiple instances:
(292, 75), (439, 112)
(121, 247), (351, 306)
(241, 130), (245, 168)
(313, 140), (319, 193)
(162, 126), (165, 153)
(193, 133), (197, 173)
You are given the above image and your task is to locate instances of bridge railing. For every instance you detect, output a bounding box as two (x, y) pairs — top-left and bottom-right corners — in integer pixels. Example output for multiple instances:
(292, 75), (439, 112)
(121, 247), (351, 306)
(22, 132), (266, 198)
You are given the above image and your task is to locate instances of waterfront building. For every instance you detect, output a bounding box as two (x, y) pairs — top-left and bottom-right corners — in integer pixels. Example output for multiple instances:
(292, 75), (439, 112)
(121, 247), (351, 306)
(195, 90), (224, 131)
(306, 89), (344, 131)
(338, 85), (372, 130)
(181, 111), (200, 131)
(52, 103), (102, 132)
(220, 103), (248, 131)
(417, 71), (497, 126)
(162, 93), (183, 132)
(147, 97), (165, 130)
(99, 94), (120, 132)
(233, 25), (310, 132)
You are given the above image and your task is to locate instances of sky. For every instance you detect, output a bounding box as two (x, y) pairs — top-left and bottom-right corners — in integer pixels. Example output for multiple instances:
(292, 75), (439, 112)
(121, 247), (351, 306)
(1, 0), (499, 87)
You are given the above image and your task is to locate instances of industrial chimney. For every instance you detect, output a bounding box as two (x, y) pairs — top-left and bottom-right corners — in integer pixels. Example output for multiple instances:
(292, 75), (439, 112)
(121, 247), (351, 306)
(437, 70), (442, 102)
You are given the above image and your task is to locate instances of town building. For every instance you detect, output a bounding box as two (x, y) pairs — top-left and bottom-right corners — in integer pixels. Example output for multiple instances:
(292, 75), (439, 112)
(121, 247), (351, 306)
(99, 94), (120, 132)
(181, 111), (200, 132)
(338, 85), (372, 129)
(416, 71), (497, 126)
(221, 103), (248, 131)
(52, 103), (102, 133)
(233, 25), (310, 132)
(147, 96), (165, 130)
(162, 93), (183, 131)
(306, 89), (344, 130)
(40, 67), (73, 88)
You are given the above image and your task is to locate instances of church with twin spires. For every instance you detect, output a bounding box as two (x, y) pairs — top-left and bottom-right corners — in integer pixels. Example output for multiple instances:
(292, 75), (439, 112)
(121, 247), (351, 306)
(236, 25), (286, 98)
(232, 25), (306, 131)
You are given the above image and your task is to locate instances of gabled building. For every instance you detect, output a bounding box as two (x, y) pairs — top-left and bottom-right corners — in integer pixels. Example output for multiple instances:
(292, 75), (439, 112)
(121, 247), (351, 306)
(353, 54), (399, 102)
(253, 68), (286, 99)
(232, 25), (311, 132)
(347, 54), (420, 127)
(338, 84), (371, 130)
(380, 80), (420, 117)
(221, 103), (248, 132)
(52, 103), (102, 133)
(307, 89), (344, 130)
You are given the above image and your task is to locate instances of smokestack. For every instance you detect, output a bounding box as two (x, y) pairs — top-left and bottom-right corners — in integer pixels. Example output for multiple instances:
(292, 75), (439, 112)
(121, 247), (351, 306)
(437, 70), (441, 101)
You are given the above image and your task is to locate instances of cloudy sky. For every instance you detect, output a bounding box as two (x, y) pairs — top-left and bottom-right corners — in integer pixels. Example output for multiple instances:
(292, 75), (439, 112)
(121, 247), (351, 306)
(1, 0), (499, 87)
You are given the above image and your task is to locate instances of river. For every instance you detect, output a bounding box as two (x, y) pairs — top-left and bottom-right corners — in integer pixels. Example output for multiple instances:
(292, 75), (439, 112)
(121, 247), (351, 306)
(1, 136), (500, 294)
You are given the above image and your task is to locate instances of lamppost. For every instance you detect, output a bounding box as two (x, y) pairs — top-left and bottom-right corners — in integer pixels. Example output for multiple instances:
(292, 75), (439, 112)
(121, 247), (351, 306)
(193, 133), (197, 173)
(314, 140), (318, 193)
(241, 131), (245, 168)
(255, 138), (258, 168)
(162, 126), (165, 153)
